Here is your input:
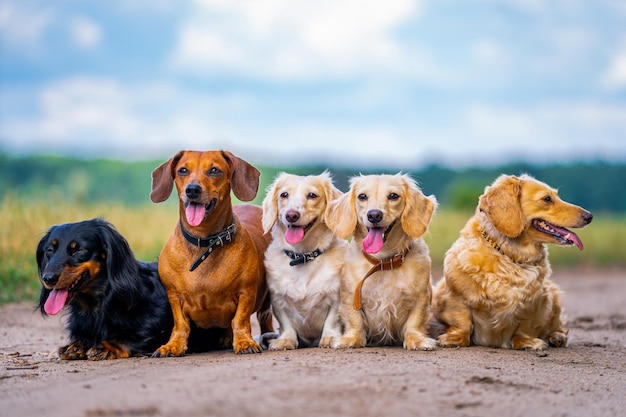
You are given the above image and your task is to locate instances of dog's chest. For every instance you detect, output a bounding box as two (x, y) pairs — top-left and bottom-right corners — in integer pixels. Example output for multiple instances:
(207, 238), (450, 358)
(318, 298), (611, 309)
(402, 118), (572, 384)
(360, 269), (416, 311)
(271, 262), (340, 338)
(354, 270), (418, 344)
(272, 261), (340, 302)
(479, 263), (545, 307)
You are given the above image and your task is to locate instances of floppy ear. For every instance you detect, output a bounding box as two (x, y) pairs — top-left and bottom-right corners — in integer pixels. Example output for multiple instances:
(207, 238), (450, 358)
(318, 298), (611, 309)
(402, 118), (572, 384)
(95, 219), (140, 307)
(36, 228), (53, 274)
(478, 175), (525, 238)
(261, 175), (282, 234)
(401, 178), (437, 239)
(322, 174), (343, 226)
(222, 151), (260, 202)
(36, 228), (53, 315)
(150, 151), (185, 203)
(325, 189), (357, 239)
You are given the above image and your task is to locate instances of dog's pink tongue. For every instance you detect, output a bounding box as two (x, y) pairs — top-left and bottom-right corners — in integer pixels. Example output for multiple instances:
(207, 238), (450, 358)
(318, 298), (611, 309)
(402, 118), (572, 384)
(44, 288), (68, 315)
(363, 228), (384, 254)
(564, 228), (584, 250)
(569, 231), (584, 251)
(285, 226), (304, 244)
(185, 203), (205, 227)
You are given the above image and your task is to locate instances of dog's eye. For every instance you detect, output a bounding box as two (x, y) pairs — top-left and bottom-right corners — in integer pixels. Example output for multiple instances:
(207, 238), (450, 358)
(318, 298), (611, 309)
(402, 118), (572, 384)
(177, 167), (189, 176)
(307, 193), (318, 199)
(208, 167), (222, 177)
(543, 196), (553, 203)
(280, 192), (288, 198)
(388, 193), (400, 201)
(358, 193), (368, 201)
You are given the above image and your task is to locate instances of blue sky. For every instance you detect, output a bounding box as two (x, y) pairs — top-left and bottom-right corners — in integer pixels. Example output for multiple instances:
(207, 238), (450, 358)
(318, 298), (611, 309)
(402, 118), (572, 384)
(1, 0), (625, 169)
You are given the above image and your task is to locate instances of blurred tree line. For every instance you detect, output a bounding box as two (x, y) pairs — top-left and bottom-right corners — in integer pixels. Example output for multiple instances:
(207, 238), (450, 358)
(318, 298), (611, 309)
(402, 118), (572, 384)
(1, 153), (624, 213)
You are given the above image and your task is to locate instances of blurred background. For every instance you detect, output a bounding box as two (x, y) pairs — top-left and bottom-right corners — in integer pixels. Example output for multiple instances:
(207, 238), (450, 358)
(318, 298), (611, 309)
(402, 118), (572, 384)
(1, 0), (625, 302)
(1, 0), (625, 167)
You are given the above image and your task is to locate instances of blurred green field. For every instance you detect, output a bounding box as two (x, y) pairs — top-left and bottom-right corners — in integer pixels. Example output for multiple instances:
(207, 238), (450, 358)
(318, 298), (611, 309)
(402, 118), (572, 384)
(1, 193), (623, 305)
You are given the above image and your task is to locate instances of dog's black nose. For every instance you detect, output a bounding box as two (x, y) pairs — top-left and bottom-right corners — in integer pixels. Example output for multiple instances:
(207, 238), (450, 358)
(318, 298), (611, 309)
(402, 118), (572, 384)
(582, 211), (593, 224)
(367, 209), (383, 224)
(285, 210), (300, 224)
(42, 272), (59, 287)
(186, 184), (202, 200)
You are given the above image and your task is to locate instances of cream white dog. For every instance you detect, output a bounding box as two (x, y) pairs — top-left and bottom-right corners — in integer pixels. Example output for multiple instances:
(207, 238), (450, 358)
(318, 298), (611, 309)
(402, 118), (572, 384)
(326, 173), (438, 351)
(262, 172), (347, 350)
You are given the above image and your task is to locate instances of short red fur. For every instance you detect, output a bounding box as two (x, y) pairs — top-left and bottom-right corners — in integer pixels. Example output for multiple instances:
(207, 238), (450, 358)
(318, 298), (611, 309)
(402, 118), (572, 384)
(150, 150), (273, 356)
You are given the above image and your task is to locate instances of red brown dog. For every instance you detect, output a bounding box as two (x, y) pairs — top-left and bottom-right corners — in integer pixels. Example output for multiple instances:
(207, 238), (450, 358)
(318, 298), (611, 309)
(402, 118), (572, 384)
(150, 150), (273, 356)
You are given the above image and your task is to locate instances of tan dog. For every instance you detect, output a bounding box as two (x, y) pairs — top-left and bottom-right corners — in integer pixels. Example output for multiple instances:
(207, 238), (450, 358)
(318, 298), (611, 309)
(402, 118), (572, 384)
(326, 173), (438, 351)
(432, 174), (593, 351)
(262, 172), (346, 350)
(150, 150), (273, 356)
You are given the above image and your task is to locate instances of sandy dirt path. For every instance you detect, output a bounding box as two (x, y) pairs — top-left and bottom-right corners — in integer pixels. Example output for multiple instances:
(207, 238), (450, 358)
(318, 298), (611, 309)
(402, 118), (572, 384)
(1, 268), (624, 417)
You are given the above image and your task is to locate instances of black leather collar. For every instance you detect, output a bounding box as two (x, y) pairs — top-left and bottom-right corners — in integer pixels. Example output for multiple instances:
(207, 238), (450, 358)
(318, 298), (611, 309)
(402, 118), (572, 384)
(283, 248), (324, 266)
(180, 219), (236, 271)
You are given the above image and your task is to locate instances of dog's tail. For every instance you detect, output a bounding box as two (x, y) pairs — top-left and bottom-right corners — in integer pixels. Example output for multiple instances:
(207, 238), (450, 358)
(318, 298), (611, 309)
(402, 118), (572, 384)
(255, 332), (280, 350)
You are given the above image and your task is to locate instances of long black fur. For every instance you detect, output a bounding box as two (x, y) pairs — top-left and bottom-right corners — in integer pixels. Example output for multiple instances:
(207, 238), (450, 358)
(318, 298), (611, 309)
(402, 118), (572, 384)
(36, 218), (173, 360)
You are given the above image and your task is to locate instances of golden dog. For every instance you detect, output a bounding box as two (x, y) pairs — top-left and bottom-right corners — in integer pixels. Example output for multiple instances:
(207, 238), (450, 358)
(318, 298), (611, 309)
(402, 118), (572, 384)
(326, 173), (438, 351)
(262, 172), (346, 350)
(432, 174), (593, 351)
(150, 150), (273, 356)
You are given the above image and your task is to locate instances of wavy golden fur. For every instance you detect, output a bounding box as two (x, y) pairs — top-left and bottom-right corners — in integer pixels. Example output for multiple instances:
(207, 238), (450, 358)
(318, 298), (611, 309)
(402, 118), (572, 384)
(432, 174), (593, 351)
(326, 173), (438, 350)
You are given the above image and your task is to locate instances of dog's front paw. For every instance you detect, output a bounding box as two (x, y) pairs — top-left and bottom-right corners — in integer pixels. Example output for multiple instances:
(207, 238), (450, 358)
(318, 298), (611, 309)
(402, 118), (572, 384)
(512, 336), (548, 351)
(86, 341), (131, 360)
(404, 334), (437, 351)
(437, 330), (470, 348)
(151, 342), (187, 358)
(548, 331), (568, 347)
(336, 335), (366, 349)
(234, 337), (261, 354)
(318, 335), (337, 349)
(58, 342), (88, 360)
(269, 337), (297, 351)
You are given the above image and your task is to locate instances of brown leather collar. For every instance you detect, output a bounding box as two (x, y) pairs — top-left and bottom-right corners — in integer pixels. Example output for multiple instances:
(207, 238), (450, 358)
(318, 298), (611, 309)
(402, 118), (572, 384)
(353, 248), (409, 310)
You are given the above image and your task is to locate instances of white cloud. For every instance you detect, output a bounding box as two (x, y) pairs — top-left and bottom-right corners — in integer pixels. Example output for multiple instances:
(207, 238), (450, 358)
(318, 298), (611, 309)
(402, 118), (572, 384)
(0, 2), (54, 46)
(2, 76), (624, 168)
(468, 38), (514, 84)
(446, 101), (626, 165)
(171, 0), (418, 80)
(2, 78), (138, 150)
(0, 77), (259, 160)
(113, 0), (181, 14)
(472, 0), (582, 15)
(531, 27), (597, 77)
(464, 106), (535, 142)
(602, 37), (626, 90)
(70, 16), (102, 49)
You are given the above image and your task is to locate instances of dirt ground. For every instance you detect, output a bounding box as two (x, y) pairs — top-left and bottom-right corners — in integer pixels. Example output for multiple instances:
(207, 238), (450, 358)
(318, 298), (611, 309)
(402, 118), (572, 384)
(1, 268), (624, 417)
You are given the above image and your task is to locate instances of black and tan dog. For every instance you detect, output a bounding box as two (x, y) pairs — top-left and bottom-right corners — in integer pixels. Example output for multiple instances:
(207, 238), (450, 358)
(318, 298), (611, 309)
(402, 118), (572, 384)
(150, 150), (273, 356)
(37, 218), (173, 360)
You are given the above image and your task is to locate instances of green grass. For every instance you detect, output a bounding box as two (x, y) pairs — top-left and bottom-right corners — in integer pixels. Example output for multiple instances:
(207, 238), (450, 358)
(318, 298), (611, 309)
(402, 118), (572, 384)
(1, 194), (624, 305)
(0, 193), (177, 304)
